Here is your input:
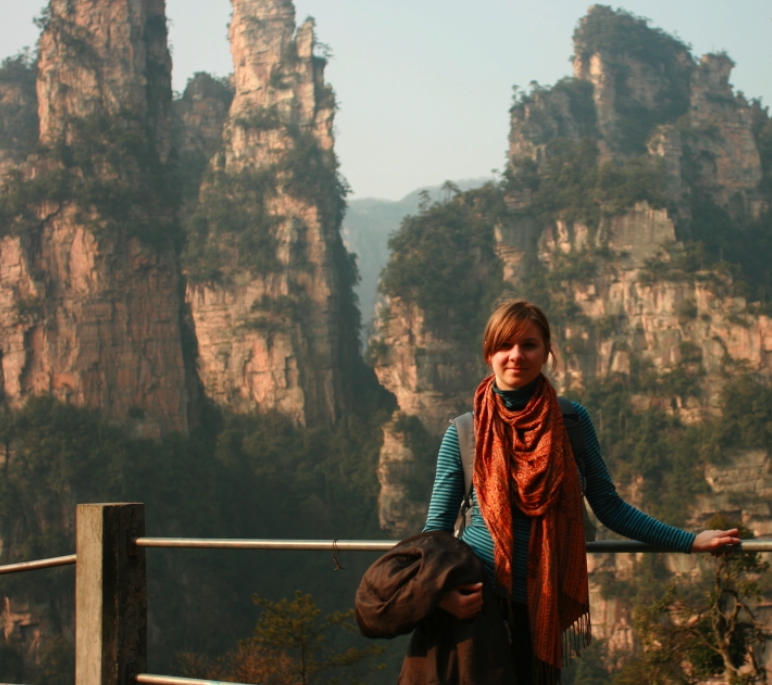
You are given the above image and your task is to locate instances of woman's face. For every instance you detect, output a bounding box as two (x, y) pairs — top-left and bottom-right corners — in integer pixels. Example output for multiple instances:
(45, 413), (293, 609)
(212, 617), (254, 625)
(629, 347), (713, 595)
(486, 321), (550, 391)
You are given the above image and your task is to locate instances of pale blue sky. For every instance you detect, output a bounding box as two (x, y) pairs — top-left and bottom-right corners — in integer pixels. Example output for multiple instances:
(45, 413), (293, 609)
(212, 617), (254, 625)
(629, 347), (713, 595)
(1, 1), (770, 200)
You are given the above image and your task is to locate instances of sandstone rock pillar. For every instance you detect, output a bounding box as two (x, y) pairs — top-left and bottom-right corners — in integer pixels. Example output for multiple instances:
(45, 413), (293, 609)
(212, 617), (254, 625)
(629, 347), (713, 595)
(184, 0), (358, 426)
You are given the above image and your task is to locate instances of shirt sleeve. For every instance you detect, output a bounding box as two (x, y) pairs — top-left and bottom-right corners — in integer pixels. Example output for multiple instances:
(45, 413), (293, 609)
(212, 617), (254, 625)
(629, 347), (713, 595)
(573, 402), (696, 553)
(423, 424), (465, 533)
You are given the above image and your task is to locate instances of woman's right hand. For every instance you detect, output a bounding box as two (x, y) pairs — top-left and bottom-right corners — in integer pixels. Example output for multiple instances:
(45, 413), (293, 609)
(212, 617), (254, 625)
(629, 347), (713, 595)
(438, 582), (484, 619)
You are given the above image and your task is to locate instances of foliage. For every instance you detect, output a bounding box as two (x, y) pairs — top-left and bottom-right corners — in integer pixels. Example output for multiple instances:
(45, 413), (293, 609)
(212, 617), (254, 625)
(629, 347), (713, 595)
(510, 78), (597, 135)
(281, 132), (349, 230)
(612, 517), (770, 685)
(0, 51), (39, 161)
(682, 192), (772, 311)
(172, 72), (234, 208)
(577, 370), (772, 538)
(392, 414), (442, 507)
(508, 138), (669, 230)
(572, 6), (693, 153)
(0, 388), (395, 680)
(182, 130), (349, 284)
(580, 368), (709, 525)
(0, 112), (180, 247)
(562, 639), (613, 685)
(379, 183), (505, 345)
(750, 99), (772, 196)
(180, 591), (384, 685)
(182, 168), (281, 282)
(700, 375), (772, 463)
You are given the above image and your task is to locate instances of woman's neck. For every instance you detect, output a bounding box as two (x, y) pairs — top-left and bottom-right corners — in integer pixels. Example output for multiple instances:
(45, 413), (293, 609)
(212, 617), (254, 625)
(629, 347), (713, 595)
(493, 377), (540, 411)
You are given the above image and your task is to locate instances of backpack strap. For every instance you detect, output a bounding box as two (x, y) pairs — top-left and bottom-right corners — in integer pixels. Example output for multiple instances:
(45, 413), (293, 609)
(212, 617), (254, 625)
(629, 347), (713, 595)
(449, 412), (474, 536)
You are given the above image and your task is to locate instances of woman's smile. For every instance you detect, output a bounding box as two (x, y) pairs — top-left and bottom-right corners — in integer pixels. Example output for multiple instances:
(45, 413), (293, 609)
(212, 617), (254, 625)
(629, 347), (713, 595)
(486, 321), (550, 390)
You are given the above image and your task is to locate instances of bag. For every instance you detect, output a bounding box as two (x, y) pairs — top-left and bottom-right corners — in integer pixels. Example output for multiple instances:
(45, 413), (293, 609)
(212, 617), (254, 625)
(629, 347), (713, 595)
(450, 397), (597, 541)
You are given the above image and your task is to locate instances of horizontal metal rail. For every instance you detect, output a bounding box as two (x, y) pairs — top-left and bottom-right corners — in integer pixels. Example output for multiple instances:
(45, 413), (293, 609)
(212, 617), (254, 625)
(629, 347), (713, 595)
(0, 554), (77, 575)
(134, 538), (772, 553)
(134, 673), (252, 685)
(134, 537), (400, 551)
(4, 540), (769, 577)
(137, 676), (254, 685)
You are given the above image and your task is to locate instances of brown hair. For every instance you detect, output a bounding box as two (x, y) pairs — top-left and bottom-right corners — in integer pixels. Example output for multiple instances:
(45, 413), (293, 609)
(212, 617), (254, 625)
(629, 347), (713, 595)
(482, 299), (555, 367)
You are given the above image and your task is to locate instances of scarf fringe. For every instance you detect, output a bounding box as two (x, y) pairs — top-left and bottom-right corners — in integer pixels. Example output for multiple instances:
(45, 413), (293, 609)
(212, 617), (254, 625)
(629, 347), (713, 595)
(531, 613), (592, 685)
(562, 611), (592, 667)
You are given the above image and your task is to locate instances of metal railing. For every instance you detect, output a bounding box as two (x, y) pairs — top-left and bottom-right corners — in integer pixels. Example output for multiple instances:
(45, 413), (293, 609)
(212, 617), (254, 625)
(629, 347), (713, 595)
(2, 502), (772, 685)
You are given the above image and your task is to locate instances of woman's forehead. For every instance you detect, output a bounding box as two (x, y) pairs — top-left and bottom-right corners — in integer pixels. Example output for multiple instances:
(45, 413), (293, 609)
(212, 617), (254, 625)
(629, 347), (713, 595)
(506, 321), (543, 338)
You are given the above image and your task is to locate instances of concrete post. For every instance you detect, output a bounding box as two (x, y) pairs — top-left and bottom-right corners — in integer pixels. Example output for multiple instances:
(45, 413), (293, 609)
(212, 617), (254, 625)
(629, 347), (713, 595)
(76, 503), (147, 685)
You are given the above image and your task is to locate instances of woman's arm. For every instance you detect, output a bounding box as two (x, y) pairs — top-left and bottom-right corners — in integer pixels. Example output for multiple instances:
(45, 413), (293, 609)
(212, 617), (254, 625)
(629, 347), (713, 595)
(573, 402), (739, 553)
(423, 424), (466, 533)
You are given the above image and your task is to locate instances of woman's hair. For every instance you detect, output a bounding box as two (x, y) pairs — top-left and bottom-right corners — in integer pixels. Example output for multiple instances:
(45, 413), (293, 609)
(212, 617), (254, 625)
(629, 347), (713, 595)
(482, 299), (555, 367)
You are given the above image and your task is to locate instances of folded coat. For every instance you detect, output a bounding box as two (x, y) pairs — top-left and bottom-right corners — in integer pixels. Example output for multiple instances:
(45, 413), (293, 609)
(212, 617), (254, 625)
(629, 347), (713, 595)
(355, 531), (516, 685)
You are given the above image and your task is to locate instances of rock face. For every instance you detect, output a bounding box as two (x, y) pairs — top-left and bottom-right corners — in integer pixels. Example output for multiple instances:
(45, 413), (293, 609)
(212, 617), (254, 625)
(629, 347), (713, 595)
(37, 0), (172, 159)
(0, 0), (189, 437)
(686, 54), (764, 212)
(183, 0), (358, 426)
(173, 73), (234, 210)
(0, 54), (38, 175)
(373, 3), (772, 585)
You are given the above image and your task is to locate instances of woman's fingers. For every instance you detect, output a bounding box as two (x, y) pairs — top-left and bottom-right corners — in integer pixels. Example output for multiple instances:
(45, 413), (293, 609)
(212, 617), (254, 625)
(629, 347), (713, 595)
(691, 528), (742, 553)
(438, 583), (484, 619)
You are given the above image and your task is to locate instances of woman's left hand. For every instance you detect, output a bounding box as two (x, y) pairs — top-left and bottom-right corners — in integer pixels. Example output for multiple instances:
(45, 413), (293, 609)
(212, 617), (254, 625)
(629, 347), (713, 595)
(691, 528), (741, 556)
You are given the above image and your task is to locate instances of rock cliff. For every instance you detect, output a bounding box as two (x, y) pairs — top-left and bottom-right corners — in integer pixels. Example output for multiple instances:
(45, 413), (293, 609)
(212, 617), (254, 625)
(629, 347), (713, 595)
(373, 2), (772, 570)
(0, 53), (38, 176)
(0, 0), (189, 437)
(182, 0), (359, 426)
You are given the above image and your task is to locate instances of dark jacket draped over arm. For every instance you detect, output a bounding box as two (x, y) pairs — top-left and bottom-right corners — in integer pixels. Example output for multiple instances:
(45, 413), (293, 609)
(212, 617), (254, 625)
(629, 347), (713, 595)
(355, 531), (515, 685)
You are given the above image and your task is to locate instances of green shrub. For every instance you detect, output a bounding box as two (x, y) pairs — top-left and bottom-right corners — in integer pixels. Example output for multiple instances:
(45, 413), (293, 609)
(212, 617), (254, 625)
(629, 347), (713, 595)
(573, 6), (693, 153)
(0, 112), (180, 247)
(380, 184), (505, 346)
(0, 51), (39, 161)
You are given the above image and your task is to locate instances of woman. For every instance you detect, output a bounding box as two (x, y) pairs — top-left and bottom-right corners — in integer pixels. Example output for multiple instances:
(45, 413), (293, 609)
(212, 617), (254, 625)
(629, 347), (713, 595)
(423, 299), (740, 685)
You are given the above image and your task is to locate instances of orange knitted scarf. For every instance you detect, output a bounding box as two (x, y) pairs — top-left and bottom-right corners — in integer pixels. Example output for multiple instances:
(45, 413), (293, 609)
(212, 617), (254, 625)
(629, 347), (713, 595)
(473, 374), (590, 682)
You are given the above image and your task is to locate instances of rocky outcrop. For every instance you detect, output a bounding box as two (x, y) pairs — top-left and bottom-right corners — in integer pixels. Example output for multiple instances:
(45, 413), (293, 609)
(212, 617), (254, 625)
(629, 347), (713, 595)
(0, 0), (189, 437)
(0, 54), (38, 175)
(685, 54), (764, 213)
(184, 0), (358, 426)
(570, 5), (693, 155)
(535, 203), (772, 411)
(173, 73), (233, 209)
(374, 6), (772, 559)
(36, 0), (172, 159)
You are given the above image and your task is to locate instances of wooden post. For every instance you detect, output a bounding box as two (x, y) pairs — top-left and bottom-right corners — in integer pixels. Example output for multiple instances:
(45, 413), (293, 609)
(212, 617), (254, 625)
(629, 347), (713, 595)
(76, 503), (147, 685)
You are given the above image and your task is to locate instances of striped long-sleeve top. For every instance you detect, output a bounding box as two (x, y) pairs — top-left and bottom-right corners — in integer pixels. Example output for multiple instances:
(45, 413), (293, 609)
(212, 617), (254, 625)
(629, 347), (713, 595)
(423, 382), (696, 603)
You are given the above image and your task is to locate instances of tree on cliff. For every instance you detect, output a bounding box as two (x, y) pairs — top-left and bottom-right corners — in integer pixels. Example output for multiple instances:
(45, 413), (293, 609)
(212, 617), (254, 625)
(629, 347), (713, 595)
(179, 591), (384, 685)
(612, 517), (770, 685)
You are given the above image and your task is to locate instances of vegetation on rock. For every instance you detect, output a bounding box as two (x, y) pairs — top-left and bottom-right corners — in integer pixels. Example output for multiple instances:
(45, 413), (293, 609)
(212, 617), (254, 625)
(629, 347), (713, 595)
(573, 6), (693, 153)
(0, 51), (38, 161)
(379, 183), (505, 346)
(0, 112), (180, 247)
(179, 591), (384, 685)
(0, 390), (395, 683)
(612, 518), (770, 685)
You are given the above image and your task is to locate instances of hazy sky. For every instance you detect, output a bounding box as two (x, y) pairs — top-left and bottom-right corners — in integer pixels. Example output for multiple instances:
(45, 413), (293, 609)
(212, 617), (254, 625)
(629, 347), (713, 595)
(1, 1), (770, 200)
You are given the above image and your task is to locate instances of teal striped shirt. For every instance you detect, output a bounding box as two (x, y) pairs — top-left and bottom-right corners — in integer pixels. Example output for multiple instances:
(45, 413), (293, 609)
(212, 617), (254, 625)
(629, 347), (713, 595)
(423, 383), (696, 602)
